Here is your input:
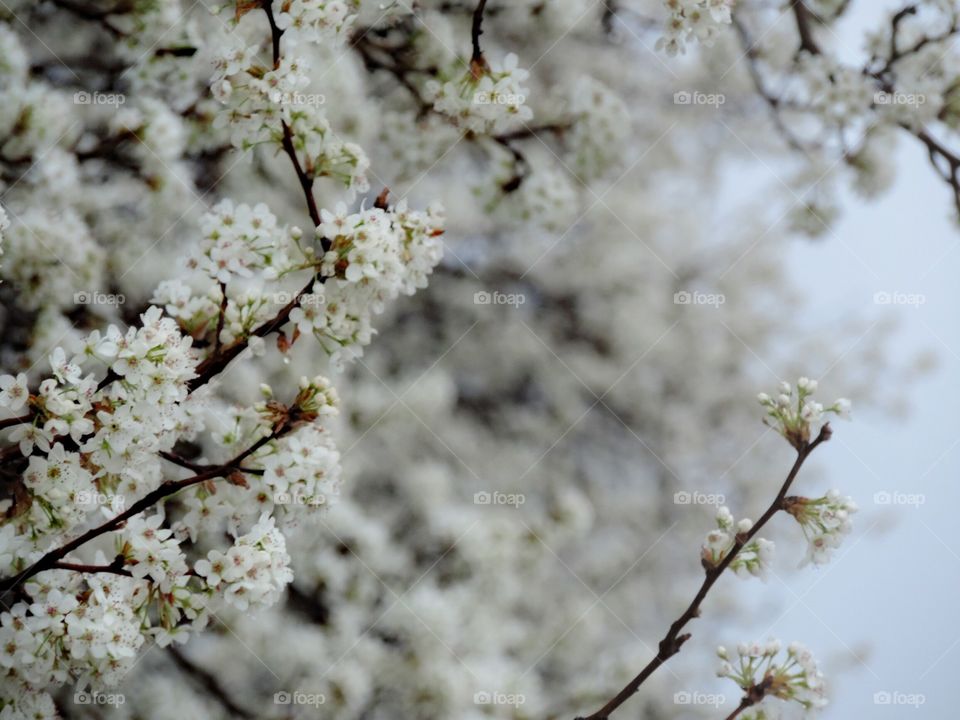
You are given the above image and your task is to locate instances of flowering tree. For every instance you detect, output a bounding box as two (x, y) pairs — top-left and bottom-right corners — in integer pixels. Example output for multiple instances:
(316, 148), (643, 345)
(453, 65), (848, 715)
(0, 0), (950, 718)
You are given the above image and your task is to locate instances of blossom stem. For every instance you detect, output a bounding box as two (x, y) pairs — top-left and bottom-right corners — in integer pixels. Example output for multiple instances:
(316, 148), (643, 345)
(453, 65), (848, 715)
(261, 0), (323, 230)
(573, 424), (831, 720)
(722, 697), (754, 720)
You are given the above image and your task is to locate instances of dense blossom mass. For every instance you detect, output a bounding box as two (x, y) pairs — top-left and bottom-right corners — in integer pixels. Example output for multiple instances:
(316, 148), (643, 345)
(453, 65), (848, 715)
(0, 0), (952, 718)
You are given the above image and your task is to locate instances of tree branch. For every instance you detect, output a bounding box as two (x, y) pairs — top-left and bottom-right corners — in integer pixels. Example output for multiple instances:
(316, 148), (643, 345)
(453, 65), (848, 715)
(573, 425), (831, 720)
(0, 423), (289, 596)
(471, 0), (489, 65)
(792, 1), (821, 55)
(168, 645), (255, 719)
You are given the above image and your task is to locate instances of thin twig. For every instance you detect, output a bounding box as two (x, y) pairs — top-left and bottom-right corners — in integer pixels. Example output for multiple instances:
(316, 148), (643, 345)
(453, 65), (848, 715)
(168, 645), (255, 719)
(0, 424), (289, 596)
(792, 1), (821, 55)
(574, 425), (831, 720)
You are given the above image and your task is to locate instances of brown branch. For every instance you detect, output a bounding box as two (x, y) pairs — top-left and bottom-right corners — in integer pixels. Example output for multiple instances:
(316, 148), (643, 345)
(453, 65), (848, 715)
(213, 281), (228, 354)
(0, 424), (288, 596)
(573, 425), (832, 720)
(262, 1), (322, 229)
(471, 0), (489, 64)
(168, 646), (255, 719)
(723, 697), (754, 720)
(50, 0), (130, 37)
(732, 16), (809, 155)
(0, 414), (33, 430)
(52, 555), (132, 578)
(910, 127), (960, 218)
(724, 677), (772, 720)
(792, 1), (821, 55)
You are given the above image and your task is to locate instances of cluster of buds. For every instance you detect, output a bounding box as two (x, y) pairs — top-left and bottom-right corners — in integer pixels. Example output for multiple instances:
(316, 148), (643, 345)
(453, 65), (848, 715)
(758, 377), (850, 450)
(717, 640), (828, 713)
(701, 507), (775, 579)
(783, 490), (858, 566)
(256, 376), (339, 430)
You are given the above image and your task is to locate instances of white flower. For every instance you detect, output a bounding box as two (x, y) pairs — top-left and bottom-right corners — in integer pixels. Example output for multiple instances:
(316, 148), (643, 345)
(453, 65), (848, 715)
(195, 514), (293, 611)
(758, 377), (850, 448)
(0, 373), (29, 411)
(426, 53), (533, 135)
(718, 639), (828, 712)
(701, 506), (774, 579)
(785, 490), (858, 567)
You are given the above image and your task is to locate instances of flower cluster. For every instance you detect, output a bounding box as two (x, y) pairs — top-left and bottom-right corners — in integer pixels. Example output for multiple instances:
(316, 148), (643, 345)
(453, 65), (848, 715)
(758, 377), (850, 449)
(0, 207), (105, 311)
(211, 47), (369, 194)
(195, 200), (294, 284)
(194, 514), (293, 611)
(656, 0), (735, 55)
(784, 490), (858, 566)
(0, 573), (145, 699)
(565, 77), (631, 181)
(717, 640), (828, 713)
(701, 506), (775, 579)
(311, 200), (445, 363)
(122, 513), (189, 591)
(426, 53), (533, 134)
(273, 0), (360, 44)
